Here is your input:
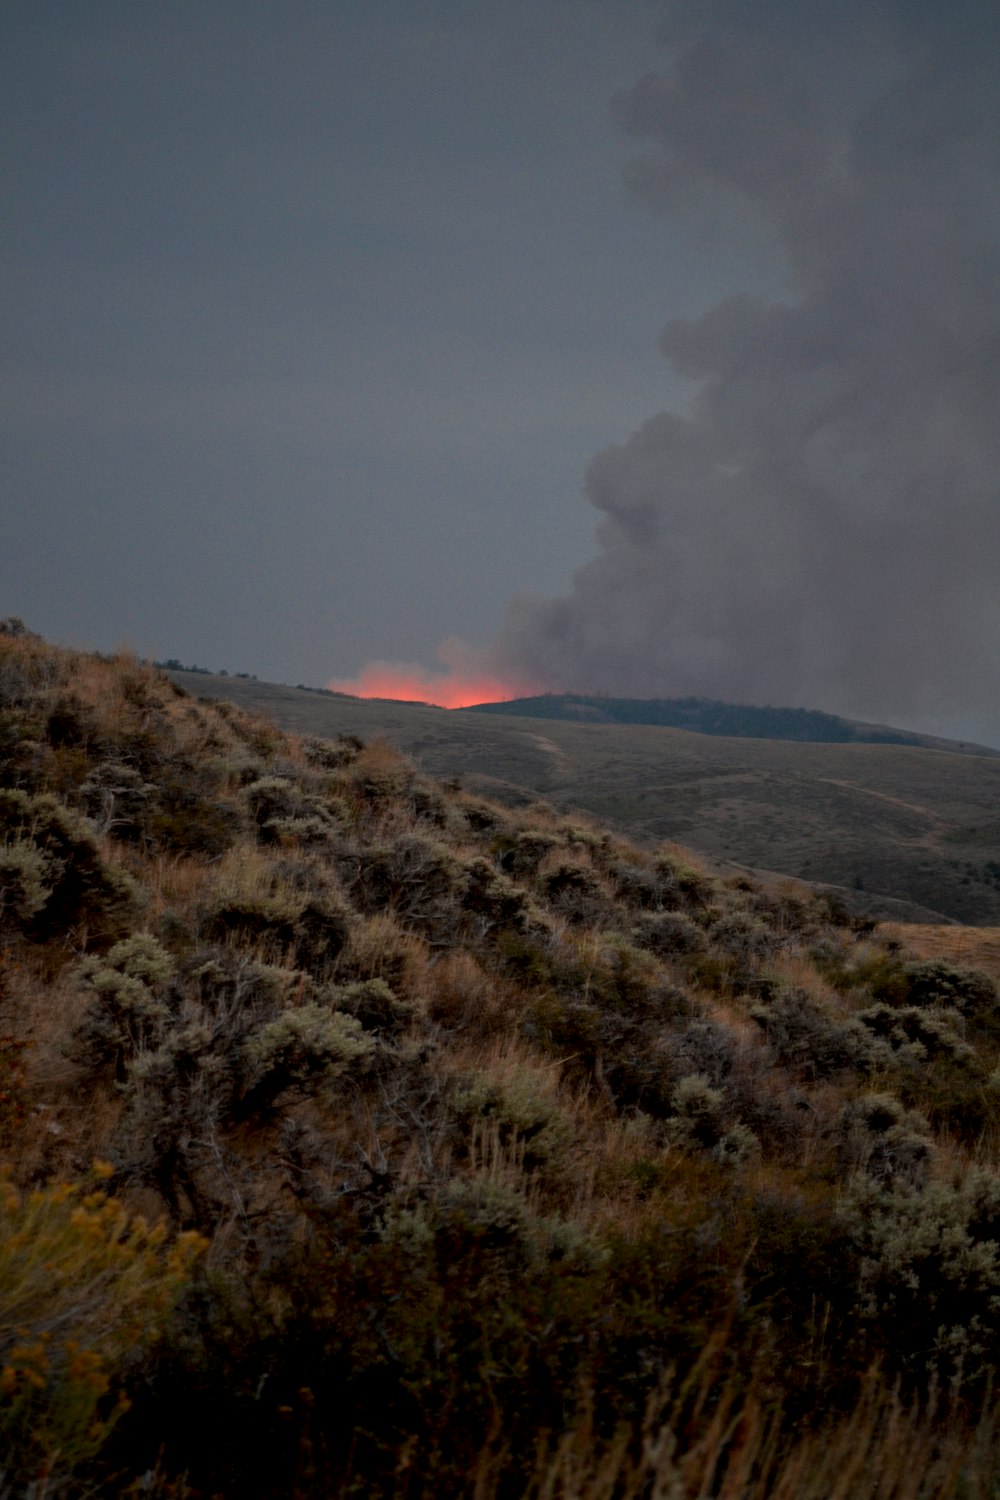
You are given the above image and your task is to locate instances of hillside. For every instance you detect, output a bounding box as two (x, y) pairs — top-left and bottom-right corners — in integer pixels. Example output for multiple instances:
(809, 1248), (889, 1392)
(5, 624), (1000, 1497)
(166, 671), (1000, 926)
(462, 691), (982, 750)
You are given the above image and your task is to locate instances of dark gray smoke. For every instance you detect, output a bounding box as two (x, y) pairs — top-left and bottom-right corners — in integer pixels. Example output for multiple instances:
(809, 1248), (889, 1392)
(487, 0), (1000, 743)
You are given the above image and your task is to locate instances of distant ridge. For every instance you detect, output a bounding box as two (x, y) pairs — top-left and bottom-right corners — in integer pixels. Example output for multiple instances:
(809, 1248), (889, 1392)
(461, 693), (974, 751)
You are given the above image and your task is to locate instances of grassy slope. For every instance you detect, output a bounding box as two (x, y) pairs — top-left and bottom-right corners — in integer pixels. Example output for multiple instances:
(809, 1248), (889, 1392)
(5, 632), (1000, 1496)
(168, 673), (1000, 925)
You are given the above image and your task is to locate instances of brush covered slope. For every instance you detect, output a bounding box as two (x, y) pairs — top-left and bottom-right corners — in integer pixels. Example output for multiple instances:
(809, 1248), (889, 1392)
(3, 622), (1000, 1498)
(165, 669), (1000, 926)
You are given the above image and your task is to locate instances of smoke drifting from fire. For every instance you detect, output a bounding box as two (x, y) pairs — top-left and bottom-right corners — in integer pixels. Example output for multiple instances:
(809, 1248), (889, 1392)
(328, 638), (542, 709)
(337, 1), (1000, 742)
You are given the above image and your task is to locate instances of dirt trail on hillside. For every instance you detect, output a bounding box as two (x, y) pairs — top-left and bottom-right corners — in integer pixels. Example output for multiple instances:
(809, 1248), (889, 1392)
(523, 733), (573, 776)
(816, 778), (943, 824)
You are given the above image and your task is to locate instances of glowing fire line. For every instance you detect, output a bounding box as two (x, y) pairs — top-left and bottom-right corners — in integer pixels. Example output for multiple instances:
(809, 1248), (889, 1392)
(326, 659), (540, 709)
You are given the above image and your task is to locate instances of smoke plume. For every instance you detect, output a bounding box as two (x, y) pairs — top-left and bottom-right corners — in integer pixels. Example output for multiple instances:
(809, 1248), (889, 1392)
(340, 1), (1000, 742)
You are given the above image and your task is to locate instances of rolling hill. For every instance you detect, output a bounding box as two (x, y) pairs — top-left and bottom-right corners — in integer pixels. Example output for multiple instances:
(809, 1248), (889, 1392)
(463, 691), (996, 751)
(165, 671), (1000, 926)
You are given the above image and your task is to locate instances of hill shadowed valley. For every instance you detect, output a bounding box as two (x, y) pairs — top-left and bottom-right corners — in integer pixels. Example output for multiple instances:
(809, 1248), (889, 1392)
(166, 672), (1000, 926)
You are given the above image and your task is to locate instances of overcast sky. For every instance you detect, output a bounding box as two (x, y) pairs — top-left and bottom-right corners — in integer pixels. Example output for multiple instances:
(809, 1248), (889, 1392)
(4, 1), (999, 744)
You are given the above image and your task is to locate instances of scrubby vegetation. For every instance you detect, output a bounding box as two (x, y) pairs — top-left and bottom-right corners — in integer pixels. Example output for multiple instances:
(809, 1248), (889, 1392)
(2, 625), (1000, 1495)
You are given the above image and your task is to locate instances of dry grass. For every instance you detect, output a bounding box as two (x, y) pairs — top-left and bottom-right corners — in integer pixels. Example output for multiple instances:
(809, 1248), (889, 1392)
(335, 912), (430, 996)
(419, 946), (519, 1034)
(882, 923), (1000, 977)
(3, 954), (125, 1183)
(445, 1344), (1000, 1500)
(146, 851), (216, 911)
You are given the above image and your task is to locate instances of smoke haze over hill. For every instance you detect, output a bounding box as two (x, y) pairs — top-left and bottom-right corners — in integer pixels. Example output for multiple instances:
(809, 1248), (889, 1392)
(4, 4), (998, 746)
(337, 1), (1000, 746)
(493, 2), (1000, 742)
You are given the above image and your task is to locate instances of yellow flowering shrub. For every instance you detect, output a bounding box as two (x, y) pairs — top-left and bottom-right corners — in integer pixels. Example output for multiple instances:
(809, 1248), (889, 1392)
(0, 1168), (204, 1490)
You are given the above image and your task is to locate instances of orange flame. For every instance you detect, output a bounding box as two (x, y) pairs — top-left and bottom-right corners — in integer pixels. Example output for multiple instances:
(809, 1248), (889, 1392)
(326, 656), (541, 709)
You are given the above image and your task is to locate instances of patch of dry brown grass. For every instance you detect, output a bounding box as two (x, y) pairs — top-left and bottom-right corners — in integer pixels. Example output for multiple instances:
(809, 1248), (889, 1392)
(335, 911), (430, 996)
(510, 1359), (1000, 1500)
(882, 923), (1000, 977)
(0, 949), (129, 1183)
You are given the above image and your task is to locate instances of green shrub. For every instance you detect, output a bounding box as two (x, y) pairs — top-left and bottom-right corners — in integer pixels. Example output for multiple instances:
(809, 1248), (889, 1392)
(75, 933), (176, 1076)
(667, 1072), (726, 1148)
(202, 854), (351, 973)
(345, 834), (468, 940)
(451, 1065), (573, 1173)
(320, 976), (414, 1037)
(662, 1071), (759, 1165)
(79, 760), (156, 840)
(145, 772), (242, 857)
(0, 789), (139, 943)
(897, 1053), (1000, 1144)
(606, 855), (678, 911)
(492, 829), (563, 878)
(243, 775), (341, 847)
(654, 854), (713, 910)
(463, 857), (544, 936)
(542, 859), (611, 926)
(855, 1002), (976, 1066)
(668, 1017), (741, 1087)
(900, 960), (998, 1018)
(127, 1179), (617, 1499)
(0, 838), (53, 926)
(101, 955), (372, 1218)
(459, 797), (509, 835)
(598, 937), (691, 1019)
(0, 615), (31, 637)
(750, 989), (891, 1078)
(239, 1005), (375, 1109)
(708, 910), (779, 961)
(816, 944), (909, 1000)
(748, 887), (816, 936)
(631, 910), (707, 957)
(347, 742), (414, 808)
(300, 733), (362, 769)
(837, 1093), (932, 1186)
(836, 1168), (1000, 1385)
(411, 779), (452, 827)
(44, 693), (103, 753)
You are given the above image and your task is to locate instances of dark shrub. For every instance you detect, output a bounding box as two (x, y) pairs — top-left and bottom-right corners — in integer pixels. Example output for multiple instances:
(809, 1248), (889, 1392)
(344, 834), (467, 940)
(900, 959), (997, 1018)
(750, 989), (889, 1079)
(632, 910), (708, 957)
(492, 830), (563, 878)
(463, 857), (540, 936)
(148, 784), (241, 858)
(0, 789), (138, 944)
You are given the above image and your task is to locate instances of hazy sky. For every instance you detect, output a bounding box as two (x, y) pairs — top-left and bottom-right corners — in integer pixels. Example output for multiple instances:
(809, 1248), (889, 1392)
(4, 1), (999, 744)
